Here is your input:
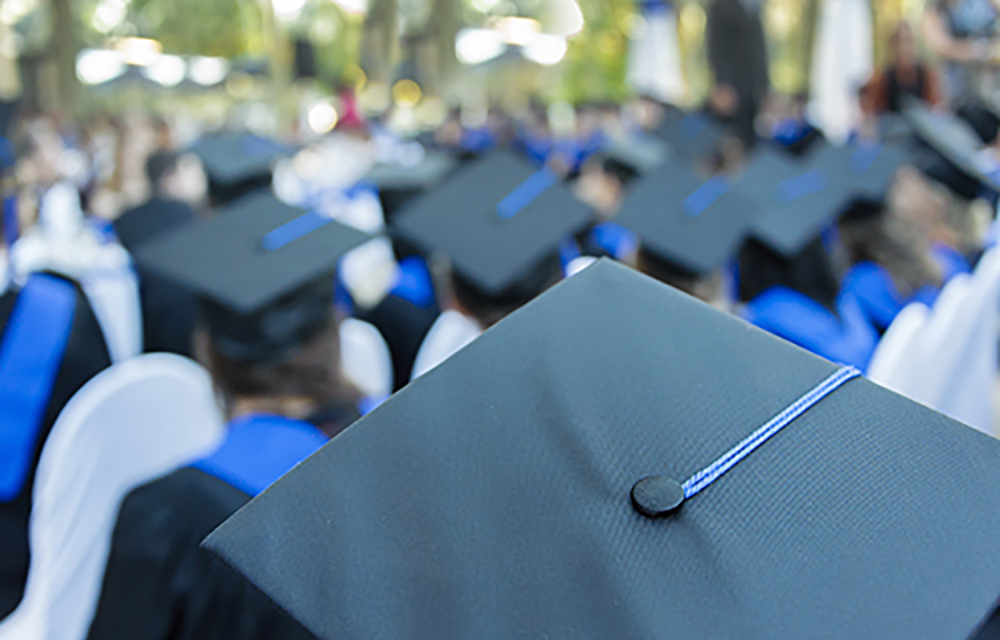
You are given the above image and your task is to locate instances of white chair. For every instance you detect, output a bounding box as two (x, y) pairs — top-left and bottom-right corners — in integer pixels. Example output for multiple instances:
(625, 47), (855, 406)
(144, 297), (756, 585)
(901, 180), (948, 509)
(866, 301), (930, 387)
(0, 354), (225, 640)
(340, 318), (394, 402)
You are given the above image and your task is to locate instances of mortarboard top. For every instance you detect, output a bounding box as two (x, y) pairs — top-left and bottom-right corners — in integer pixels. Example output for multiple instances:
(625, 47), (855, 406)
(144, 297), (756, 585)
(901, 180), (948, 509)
(600, 133), (670, 178)
(136, 193), (369, 362)
(205, 259), (1000, 639)
(740, 143), (858, 257)
(616, 157), (758, 276)
(391, 151), (592, 300)
(656, 110), (729, 160)
(903, 99), (1000, 193)
(190, 132), (294, 188)
(844, 140), (911, 201)
(368, 151), (457, 220)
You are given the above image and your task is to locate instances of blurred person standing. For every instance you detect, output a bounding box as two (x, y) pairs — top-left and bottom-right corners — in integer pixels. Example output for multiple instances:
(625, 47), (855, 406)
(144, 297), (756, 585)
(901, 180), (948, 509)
(706, 0), (771, 148)
(869, 23), (945, 114)
(924, 0), (1000, 103)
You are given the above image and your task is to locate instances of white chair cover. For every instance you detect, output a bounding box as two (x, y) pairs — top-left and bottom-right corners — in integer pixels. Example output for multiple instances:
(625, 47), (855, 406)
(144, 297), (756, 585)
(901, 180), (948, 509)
(0, 354), (225, 640)
(922, 249), (1000, 434)
(809, 0), (873, 143)
(9, 182), (143, 363)
(866, 301), (930, 386)
(340, 318), (394, 401)
(626, 2), (686, 105)
(411, 310), (484, 381)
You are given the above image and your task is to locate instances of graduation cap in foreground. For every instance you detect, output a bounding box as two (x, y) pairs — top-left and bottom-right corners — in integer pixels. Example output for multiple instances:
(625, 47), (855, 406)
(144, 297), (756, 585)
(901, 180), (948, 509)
(136, 193), (369, 362)
(903, 99), (1000, 195)
(392, 151), (592, 303)
(616, 158), (758, 278)
(190, 132), (294, 205)
(205, 259), (1000, 639)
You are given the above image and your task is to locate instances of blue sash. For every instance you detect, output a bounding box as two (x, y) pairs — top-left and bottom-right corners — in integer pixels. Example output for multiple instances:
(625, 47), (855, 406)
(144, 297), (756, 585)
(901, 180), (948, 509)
(194, 414), (328, 497)
(0, 274), (77, 501)
(743, 286), (877, 371)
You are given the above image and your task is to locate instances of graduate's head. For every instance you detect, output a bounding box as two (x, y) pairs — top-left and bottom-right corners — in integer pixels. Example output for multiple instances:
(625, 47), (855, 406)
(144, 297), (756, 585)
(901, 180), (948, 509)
(133, 193), (370, 416)
(393, 151), (593, 326)
(635, 245), (724, 305)
(737, 237), (840, 313)
(190, 132), (291, 208)
(839, 197), (942, 296)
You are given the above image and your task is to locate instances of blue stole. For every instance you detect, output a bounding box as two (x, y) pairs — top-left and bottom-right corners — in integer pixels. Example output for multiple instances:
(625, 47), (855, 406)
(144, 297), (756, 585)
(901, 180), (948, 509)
(0, 274), (77, 501)
(841, 262), (940, 333)
(390, 256), (436, 309)
(194, 414), (328, 497)
(743, 286), (878, 371)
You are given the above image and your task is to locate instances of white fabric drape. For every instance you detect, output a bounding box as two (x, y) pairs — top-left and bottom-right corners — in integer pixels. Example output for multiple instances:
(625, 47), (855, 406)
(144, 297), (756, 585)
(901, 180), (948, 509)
(340, 318), (394, 401)
(0, 354), (224, 640)
(626, 3), (686, 105)
(809, 0), (873, 143)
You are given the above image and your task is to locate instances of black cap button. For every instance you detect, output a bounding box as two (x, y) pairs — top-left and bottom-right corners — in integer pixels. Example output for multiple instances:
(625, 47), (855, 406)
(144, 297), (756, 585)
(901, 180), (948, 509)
(631, 476), (685, 518)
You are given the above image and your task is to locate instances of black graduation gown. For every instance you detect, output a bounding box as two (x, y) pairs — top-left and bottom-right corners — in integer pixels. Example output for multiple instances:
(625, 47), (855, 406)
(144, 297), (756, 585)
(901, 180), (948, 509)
(0, 278), (111, 619)
(357, 293), (440, 392)
(86, 467), (315, 640)
(114, 198), (199, 357)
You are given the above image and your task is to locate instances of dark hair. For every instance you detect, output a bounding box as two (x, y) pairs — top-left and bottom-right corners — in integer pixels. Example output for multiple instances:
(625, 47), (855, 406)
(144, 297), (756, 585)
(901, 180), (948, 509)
(839, 208), (942, 296)
(145, 150), (179, 192)
(636, 246), (703, 298)
(200, 319), (362, 420)
(450, 257), (562, 328)
(737, 238), (841, 313)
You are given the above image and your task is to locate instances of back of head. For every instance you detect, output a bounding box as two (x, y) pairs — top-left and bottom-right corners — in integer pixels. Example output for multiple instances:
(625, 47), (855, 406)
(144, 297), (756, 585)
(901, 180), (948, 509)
(145, 150), (179, 195)
(450, 255), (562, 329)
(737, 237), (840, 312)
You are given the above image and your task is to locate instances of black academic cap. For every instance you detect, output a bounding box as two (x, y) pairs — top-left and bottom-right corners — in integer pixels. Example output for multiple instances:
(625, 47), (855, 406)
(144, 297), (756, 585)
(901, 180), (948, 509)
(656, 110), (728, 160)
(391, 151), (592, 301)
(616, 158), (758, 276)
(367, 151), (457, 220)
(903, 99), (1000, 193)
(190, 132), (294, 205)
(136, 193), (369, 362)
(845, 141), (911, 201)
(741, 144), (855, 257)
(601, 134), (670, 178)
(205, 259), (1000, 639)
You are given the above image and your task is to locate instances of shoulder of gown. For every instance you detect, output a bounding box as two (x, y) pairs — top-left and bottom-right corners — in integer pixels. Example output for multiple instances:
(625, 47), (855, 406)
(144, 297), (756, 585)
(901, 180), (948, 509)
(87, 467), (315, 640)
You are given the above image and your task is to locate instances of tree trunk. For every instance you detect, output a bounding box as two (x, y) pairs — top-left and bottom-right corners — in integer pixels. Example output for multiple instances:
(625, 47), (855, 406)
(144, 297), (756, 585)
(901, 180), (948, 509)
(50, 0), (79, 117)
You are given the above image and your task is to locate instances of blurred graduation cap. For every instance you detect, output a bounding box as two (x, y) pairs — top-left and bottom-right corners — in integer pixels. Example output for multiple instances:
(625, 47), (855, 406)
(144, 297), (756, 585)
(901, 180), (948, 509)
(616, 158), (759, 278)
(391, 151), (592, 304)
(135, 193), (368, 363)
(903, 99), (1000, 197)
(204, 259), (1000, 639)
(367, 151), (456, 220)
(600, 133), (670, 182)
(739, 143), (901, 257)
(655, 111), (728, 160)
(190, 132), (294, 206)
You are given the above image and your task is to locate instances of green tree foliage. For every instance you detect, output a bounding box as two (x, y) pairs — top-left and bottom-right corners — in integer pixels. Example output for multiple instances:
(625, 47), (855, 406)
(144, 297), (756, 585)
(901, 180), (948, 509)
(124, 0), (250, 57)
(555, 0), (632, 103)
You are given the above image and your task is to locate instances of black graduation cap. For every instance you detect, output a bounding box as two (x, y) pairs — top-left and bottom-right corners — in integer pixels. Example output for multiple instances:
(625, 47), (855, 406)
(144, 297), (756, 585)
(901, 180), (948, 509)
(903, 99), (1000, 194)
(600, 133), (670, 180)
(741, 144), (854, 257)
(190, 132), (294, 205)
(367, 151), (457, 220)
(391, 151), (592, 302)
(656, 110), (728, 160)
(845, 141), (911, 201)
(135, 193), (369, 362)
(204, 259), (1000, 639)
(616, 158), (758, 277)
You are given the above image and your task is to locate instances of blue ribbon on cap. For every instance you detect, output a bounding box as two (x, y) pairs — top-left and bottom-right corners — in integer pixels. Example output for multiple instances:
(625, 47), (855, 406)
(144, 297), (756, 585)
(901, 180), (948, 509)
(497, 167), (558, 220)
(850, 144), (883, 175)
(776, 170), (828, 202)
(683, 366), (861, 500)
(683, 175), (730, 217)
(0, 274), (77, 502)
(262, 211), (332, 252)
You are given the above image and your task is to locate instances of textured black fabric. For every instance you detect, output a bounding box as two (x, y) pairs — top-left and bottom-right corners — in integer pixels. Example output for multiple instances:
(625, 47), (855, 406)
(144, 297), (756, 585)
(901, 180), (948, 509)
(206, 260), (1000, 639)
(0, 278), (111, 619)
(88, 467), (315, 640)
(114, 197), (199, 357)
